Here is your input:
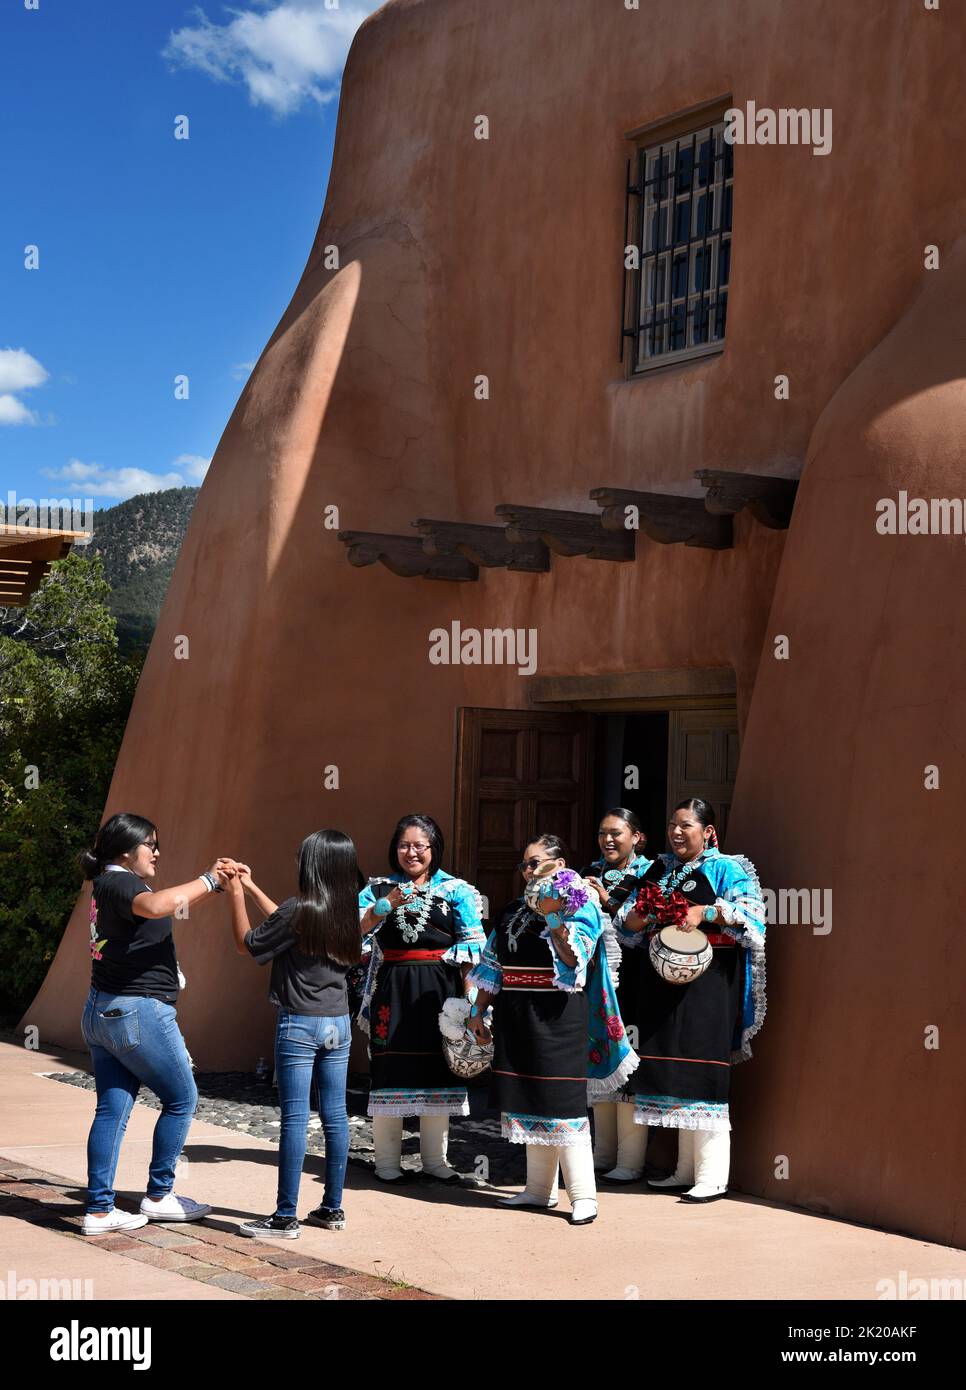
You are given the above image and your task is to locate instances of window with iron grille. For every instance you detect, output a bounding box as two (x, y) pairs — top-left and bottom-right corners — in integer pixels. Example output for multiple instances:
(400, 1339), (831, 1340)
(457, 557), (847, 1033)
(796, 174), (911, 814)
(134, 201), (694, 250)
(621, 119), (733, 373)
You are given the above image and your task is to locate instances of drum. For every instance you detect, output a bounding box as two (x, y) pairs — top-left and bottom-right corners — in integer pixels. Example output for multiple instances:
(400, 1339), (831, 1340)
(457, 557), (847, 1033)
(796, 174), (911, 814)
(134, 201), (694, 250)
(649, 925), (713, 985)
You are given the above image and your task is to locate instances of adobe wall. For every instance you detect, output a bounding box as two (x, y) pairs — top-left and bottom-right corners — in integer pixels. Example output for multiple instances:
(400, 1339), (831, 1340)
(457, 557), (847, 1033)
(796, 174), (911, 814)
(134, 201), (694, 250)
(24, 0), (964, 1242)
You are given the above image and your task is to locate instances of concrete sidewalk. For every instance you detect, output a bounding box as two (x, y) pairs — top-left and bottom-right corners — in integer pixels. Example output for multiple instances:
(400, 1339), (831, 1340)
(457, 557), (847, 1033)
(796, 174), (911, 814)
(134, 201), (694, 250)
(2, 1036), (964, 1301)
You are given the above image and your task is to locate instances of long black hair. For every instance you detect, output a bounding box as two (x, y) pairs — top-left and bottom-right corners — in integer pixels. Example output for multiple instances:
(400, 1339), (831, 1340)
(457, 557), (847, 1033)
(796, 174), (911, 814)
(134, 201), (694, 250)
(291, 829), (363, 966)
(79, 813), (159, 881)
(388, 814), (444, 877)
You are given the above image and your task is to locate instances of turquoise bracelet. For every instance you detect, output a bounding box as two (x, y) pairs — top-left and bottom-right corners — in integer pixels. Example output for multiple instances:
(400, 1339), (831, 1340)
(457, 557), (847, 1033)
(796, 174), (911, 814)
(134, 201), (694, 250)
(374, 897), (392, 918)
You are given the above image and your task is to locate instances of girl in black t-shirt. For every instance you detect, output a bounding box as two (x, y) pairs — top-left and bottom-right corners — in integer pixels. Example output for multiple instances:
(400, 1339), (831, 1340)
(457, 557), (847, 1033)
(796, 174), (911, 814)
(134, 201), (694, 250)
(228, 828), (363, 1239)
(78, 812), (234, 1236)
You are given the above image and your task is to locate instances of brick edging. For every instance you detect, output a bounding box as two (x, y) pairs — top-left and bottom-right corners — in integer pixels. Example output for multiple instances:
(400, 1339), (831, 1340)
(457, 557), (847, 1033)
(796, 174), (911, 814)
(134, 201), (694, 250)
(0, 1161), (442, 1301)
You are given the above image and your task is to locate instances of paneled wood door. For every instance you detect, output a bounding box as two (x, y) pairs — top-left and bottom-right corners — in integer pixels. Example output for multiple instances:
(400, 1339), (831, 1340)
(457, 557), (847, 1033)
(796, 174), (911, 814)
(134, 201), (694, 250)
(666, 709), (739, 845)
(453, 708), (595, 923)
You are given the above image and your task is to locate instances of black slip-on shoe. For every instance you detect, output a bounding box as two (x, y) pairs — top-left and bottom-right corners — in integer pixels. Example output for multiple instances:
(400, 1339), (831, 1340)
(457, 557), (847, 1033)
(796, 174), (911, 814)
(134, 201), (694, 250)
(238, 1214), (300, 1238)
(305, 1205), (346, 1230)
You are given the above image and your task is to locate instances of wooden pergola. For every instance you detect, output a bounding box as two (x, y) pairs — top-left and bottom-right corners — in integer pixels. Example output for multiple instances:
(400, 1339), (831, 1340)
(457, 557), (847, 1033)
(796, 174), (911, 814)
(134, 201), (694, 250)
(0, 524), (88, 608)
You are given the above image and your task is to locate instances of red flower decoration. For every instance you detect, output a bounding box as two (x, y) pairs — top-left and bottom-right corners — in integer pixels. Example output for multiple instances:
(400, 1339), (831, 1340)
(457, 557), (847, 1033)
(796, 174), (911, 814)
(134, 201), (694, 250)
(634, 881), (689, 928)
(605, 1016), (624, 1041)
(377, 1005), (390, 1022)
(589, 1048), (602, 1065)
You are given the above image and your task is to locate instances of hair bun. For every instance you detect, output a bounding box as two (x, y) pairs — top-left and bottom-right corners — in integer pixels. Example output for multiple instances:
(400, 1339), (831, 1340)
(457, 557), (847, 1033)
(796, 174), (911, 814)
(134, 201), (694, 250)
(78, 848), (101, 880)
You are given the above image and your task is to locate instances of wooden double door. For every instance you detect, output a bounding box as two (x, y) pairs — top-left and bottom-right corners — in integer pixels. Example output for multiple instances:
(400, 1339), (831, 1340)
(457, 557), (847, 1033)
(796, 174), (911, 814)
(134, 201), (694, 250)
(453, 706), (738, 923)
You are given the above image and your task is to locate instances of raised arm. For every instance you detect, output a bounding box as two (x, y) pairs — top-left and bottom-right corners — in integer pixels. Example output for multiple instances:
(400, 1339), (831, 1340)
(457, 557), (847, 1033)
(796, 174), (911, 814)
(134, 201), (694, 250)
(227, 875), (252, 955)
(131, 858), (234, 919)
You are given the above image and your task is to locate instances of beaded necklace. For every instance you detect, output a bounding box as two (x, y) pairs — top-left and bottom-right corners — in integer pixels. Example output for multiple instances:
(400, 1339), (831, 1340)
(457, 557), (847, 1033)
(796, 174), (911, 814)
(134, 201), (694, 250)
(658, 849), (710, 897)
(598, 851), (647, 887)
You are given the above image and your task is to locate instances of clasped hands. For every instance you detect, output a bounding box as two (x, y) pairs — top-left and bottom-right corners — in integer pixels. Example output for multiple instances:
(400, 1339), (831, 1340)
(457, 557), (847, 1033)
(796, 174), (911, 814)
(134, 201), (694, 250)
(208, 857), (252, 892)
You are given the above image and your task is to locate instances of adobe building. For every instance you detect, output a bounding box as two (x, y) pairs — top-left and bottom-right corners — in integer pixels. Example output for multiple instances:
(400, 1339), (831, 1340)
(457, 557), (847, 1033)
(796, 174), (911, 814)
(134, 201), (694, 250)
(25, 0), (965, 1248)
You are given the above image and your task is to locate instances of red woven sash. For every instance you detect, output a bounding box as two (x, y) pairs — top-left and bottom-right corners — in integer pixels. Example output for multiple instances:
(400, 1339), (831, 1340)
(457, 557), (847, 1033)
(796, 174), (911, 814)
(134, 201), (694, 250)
(382, 948), (448, 962)
(502, 967), (556, 990)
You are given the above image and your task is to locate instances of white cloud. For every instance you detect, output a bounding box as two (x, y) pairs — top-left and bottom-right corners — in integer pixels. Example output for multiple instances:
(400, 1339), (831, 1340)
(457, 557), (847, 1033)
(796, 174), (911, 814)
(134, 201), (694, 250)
(43, 455), (213, 501)
(0, 394), (37, 426)
(230, 360), (256, 380)
(163, 1), (384, 117)
(0, 348), (48, 393)
(0, 348), (49, 424)
(173, 453), (212, 482)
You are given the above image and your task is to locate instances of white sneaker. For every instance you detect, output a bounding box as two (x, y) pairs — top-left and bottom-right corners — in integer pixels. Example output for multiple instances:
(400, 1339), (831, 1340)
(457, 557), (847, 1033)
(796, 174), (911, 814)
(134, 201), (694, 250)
(140, 1192), (211, 1222)
(82, 1208), (149, 1236)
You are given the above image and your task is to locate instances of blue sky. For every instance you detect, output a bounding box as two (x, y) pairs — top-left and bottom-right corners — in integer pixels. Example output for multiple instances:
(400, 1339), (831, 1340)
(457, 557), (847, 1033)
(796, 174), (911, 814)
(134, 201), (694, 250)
(0, 0), (382, 515)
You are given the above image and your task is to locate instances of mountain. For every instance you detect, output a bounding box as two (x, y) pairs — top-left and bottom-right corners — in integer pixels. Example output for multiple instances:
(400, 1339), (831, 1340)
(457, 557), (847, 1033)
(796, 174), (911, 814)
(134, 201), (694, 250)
(87, 487), (199, 653)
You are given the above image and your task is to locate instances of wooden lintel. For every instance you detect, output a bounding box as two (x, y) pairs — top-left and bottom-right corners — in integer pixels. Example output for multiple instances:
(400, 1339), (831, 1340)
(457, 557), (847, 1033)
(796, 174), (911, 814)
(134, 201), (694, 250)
(527, 666), (737, 709)
(494, 504), (634, 562)
(591, 487), (732, 549)
(695, 470), (799, 529)
(412, 518), (550, 572)
(337, 530), (478, 582)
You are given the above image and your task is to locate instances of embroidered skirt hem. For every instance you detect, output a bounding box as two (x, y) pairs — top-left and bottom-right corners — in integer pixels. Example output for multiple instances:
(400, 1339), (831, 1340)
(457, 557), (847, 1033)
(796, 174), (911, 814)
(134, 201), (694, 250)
(633, 1095), (731, 1132)
(368, 1087), (469, 1118)
(501, 1112), (592, 1147)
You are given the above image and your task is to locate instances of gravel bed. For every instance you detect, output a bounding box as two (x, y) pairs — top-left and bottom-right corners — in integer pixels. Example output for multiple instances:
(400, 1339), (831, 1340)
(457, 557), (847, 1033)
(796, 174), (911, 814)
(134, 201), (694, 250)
(44, 1069), (527, 1185)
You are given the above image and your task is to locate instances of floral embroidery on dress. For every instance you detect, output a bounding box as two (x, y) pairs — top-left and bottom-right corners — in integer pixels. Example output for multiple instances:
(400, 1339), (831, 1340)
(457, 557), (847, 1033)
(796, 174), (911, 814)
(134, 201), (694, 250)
(373, 1003), (391, 1046)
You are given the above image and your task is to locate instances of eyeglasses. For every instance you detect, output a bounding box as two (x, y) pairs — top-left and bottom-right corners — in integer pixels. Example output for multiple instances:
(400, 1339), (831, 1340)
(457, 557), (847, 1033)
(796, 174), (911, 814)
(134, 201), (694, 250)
(399, 842), (431, 854)
(142, 840), (159, 853)
(516, 857), (544, 873)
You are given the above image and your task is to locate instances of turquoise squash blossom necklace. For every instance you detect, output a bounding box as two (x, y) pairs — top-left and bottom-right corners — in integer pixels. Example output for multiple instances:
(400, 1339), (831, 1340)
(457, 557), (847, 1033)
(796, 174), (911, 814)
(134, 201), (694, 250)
(659, 850), (709, 896)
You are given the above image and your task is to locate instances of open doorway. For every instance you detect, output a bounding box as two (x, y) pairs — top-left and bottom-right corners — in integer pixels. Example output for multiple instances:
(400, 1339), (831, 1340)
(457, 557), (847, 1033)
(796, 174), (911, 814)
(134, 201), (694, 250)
(454, 700), (738, 921)
(592, 711), (669, 857)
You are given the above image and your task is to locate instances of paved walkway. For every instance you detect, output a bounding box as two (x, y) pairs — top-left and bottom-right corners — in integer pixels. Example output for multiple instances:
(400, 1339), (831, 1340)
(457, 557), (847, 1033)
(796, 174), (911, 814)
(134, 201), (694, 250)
(2, 1037), (965, 1301)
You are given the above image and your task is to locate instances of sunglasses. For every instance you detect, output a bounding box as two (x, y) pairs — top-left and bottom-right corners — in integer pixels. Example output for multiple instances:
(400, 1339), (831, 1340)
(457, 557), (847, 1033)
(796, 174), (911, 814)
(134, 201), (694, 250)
(516, 857), (544, 874)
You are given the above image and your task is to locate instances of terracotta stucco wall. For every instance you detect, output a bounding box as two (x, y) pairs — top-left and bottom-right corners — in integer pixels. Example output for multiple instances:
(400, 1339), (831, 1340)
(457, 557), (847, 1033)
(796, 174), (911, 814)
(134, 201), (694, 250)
(24, 0), (964, 1243)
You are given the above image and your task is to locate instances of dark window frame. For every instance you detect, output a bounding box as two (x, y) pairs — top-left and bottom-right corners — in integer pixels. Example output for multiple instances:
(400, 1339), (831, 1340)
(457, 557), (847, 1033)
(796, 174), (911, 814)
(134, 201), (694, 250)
(621, 103), (734, 375)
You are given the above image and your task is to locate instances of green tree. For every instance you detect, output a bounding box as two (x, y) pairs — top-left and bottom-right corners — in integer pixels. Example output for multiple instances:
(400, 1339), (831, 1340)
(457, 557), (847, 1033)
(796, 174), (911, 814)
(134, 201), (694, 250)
(0, 553), (140, 1013)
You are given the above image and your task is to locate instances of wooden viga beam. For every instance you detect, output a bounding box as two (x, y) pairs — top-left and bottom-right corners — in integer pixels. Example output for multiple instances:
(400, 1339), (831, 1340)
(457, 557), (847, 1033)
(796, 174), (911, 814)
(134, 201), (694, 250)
(590, 488), (732, 549)
(0, 560), (51, 606)
(337, 530), (478, 581)
(493, 504), (635, 562)
(694, 470), (799, 529)
(0, 534), (77, 563)
(412, 518), (550, 572)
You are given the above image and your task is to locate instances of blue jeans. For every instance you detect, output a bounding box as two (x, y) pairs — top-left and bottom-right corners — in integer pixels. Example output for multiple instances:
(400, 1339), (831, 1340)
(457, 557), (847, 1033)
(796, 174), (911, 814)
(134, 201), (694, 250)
(275, 1012), (351, 1218)
(80, 987), (198, 1213)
